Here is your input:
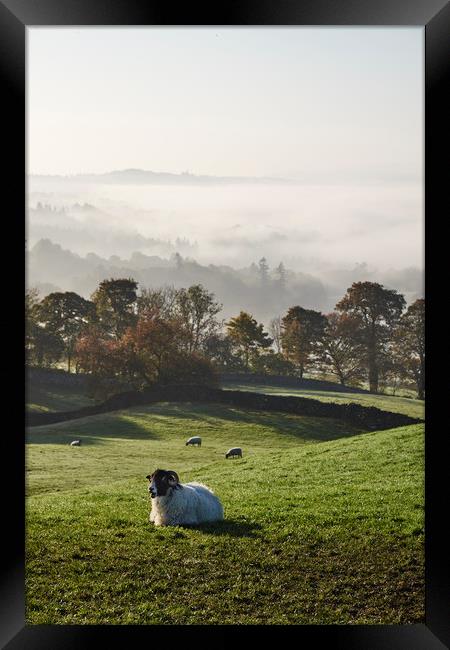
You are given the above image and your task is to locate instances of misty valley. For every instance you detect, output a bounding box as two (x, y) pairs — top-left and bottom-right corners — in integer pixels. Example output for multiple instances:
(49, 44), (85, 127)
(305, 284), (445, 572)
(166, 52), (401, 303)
(27, 174), (423, 325)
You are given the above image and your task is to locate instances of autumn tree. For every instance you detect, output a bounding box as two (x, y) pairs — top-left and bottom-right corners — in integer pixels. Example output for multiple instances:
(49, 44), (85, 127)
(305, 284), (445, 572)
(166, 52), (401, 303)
(281, 306), (327, 379)
(28, 326), (64, 368)
(374, 353), (404, 396)
(91, 278), (138, 337)
(319, 312), (365, 386)
(129, 315), (186, 384)
(26, 286), (63, 368)
(203, 333), (243, 371)
(158, 351), (218, 387)
(175, 284), (223, 353)
(75, 327), (124, 379)
(226, 311), (273, 370)
(336, 282), (406, 393)
(251, 351), (295, 376)
(393, 298), (425, 399)
(137, 286), (178, 320)
(74, 326), (132, 398)
(36, 291), (95, 371)
(124, 314), (217, 387)
(137, 284), (222, 354)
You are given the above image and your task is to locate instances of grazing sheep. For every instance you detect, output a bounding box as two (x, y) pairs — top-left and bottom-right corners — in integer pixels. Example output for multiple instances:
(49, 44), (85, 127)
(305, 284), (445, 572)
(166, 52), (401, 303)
(70, 440), (81, 446)
(146, 469), (223, 527)
(186, 436), (202, 447)
(225, 447), (242, 459)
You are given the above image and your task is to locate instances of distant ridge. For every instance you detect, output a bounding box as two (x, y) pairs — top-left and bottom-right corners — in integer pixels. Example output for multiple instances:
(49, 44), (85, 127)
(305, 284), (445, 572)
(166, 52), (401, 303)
(29, 168), (296, 186)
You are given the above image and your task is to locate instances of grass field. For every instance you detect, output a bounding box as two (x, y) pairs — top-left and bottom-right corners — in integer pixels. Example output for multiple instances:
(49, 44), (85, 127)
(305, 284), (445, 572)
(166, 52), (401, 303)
(26, 383), (95, 413)
(26, 401), (424, 624)
(222, 381), (425, 420)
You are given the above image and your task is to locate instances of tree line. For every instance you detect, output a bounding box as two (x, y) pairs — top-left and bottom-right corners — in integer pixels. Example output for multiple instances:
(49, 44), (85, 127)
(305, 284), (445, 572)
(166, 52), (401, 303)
(25, 279), (424, 399)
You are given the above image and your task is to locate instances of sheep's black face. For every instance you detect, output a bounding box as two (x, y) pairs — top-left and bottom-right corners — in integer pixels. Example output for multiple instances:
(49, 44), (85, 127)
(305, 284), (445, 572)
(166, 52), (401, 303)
(146, 469), (179, 498)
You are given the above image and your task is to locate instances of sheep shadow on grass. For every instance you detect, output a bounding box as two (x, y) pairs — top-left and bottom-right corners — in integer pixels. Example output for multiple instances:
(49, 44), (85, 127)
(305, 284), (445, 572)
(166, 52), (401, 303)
(184, 518), (262, 538)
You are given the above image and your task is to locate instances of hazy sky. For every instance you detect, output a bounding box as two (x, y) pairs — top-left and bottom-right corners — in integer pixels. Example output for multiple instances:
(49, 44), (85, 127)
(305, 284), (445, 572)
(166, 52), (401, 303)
(27, 28), (424, 275)
(28, 27), (423, 180)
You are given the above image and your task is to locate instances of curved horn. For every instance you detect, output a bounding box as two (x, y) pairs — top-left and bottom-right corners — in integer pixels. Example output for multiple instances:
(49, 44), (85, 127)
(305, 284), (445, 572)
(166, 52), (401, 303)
(167, 470), (180, 485)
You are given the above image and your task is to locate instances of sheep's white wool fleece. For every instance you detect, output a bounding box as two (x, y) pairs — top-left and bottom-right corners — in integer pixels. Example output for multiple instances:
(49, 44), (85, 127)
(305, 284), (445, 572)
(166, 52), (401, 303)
(150, 482), (224, 526)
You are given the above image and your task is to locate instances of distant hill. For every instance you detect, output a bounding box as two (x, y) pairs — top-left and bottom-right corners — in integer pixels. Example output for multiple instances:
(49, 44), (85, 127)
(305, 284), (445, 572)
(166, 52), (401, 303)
(26, 238), (328, 322)
(29, 168), (296, 186)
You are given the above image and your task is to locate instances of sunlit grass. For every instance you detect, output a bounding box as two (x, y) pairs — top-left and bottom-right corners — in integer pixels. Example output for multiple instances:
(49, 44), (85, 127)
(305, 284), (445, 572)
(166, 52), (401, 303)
(221, 382), (425, 420)
(26, 402), (424, 624)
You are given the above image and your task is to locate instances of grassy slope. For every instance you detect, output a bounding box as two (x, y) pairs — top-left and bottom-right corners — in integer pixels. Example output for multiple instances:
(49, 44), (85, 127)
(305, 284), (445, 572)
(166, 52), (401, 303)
(221, 382), (425, 420)
(25, 378), (424, 420)
(26, 403), (424, 625)
(26, 383), (95, 413)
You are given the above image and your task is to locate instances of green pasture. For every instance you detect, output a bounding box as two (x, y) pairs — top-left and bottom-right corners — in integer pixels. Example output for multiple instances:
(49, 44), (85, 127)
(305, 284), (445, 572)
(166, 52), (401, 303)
(221, 381), (425, 420)
(26, 401), (424, 625)
(26, 383), (95, 413)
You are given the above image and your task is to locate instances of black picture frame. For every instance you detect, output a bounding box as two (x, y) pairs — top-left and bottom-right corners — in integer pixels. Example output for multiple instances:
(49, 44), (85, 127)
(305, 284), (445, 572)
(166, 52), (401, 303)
(2, 1), (448, 647)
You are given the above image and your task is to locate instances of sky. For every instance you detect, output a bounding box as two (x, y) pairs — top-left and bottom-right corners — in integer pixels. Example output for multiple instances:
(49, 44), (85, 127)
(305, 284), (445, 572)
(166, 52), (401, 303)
(27, 27), (423, 181)
(27, 27), (424, 275)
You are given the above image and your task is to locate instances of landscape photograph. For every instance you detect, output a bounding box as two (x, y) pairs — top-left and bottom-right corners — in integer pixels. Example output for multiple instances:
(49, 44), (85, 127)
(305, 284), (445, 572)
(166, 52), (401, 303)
(26, 27), (425, 625)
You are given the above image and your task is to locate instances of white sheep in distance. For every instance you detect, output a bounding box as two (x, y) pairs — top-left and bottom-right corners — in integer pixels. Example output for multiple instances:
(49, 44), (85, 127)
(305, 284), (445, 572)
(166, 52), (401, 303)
(146, 469), (223, 527)
(70, 440), (81, 446)
(225, 447), (242, 459)
(186, 436), (202, 447)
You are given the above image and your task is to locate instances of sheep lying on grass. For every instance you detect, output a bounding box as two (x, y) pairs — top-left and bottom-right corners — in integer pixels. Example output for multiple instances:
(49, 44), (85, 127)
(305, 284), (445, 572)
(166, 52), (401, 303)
(186, 436), (202, 446)
(225, 447), (242, 459)
(146, 469), (223, 527)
